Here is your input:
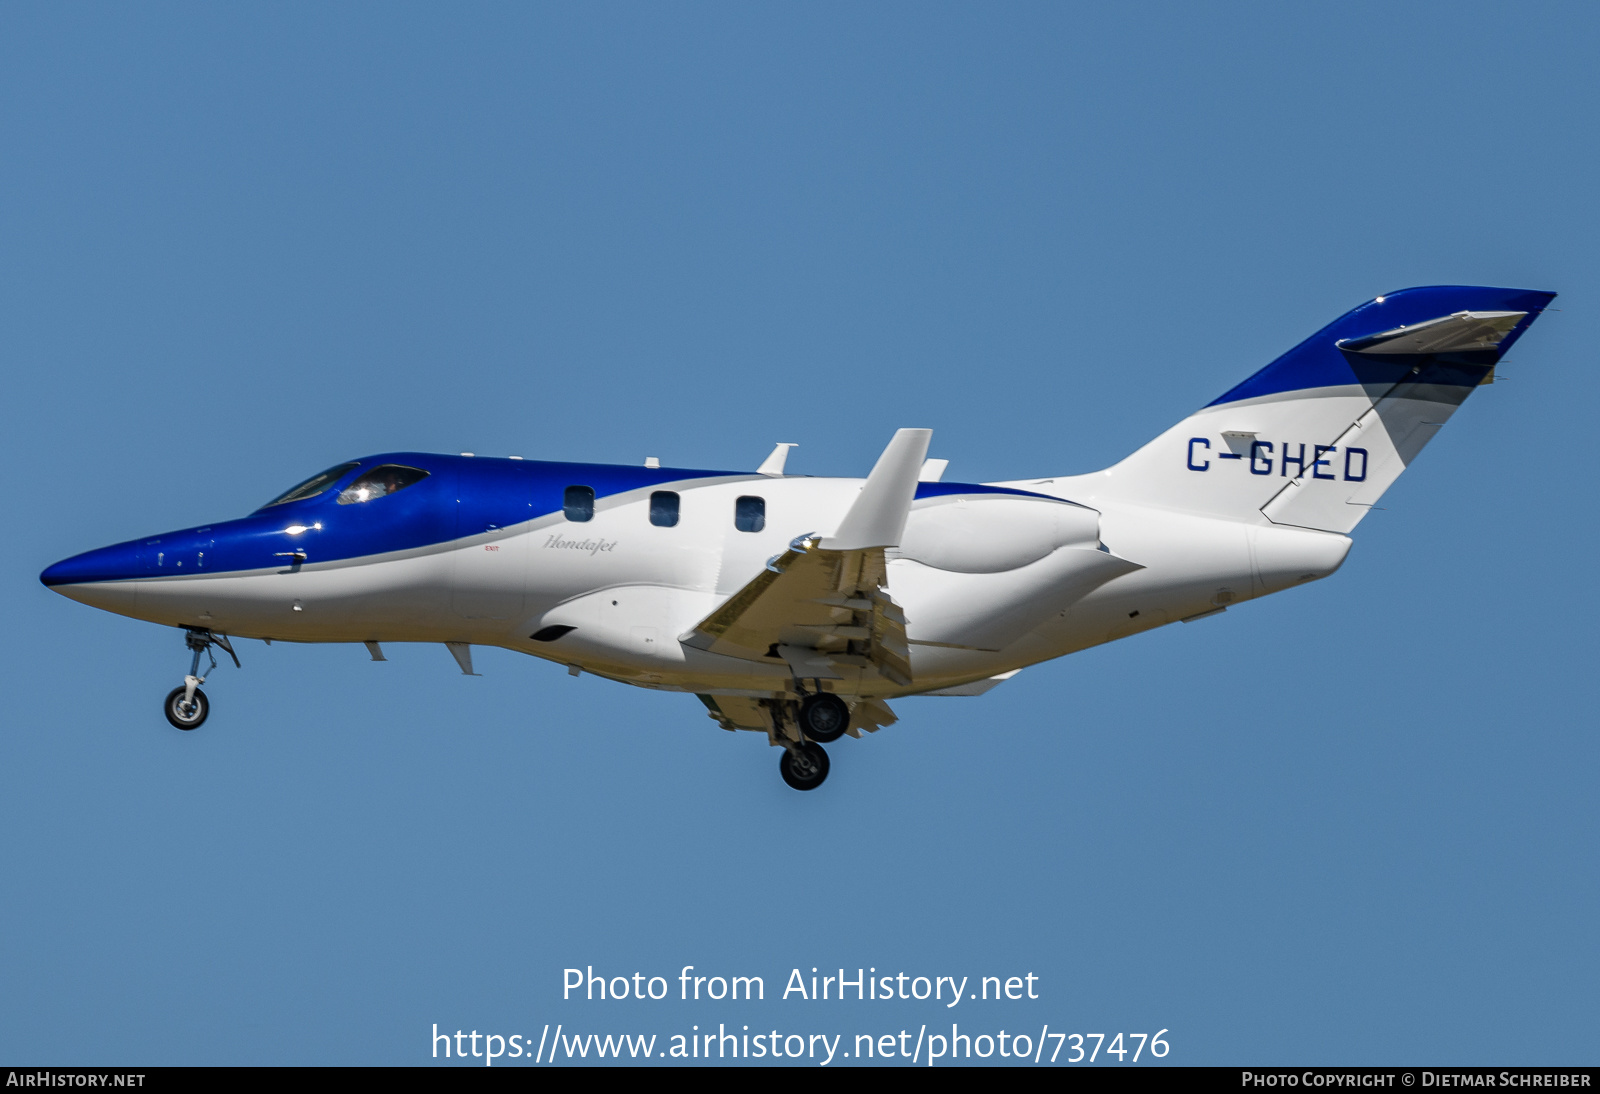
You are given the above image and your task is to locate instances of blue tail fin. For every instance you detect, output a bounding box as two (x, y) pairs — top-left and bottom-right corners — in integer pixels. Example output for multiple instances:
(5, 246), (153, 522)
(1092, 285), (1557, 532)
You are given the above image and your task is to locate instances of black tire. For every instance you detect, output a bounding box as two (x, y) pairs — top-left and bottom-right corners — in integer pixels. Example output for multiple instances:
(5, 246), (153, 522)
(798, 693), (850, 743)
(779, 742), (830, 791)
(164, 686), (209, 731)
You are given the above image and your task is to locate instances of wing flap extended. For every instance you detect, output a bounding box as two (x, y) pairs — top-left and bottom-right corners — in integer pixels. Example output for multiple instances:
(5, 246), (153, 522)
(850, 697), (898, 734)
(683, 540), (913, 686)
(697, 694), (768, 731)
(776, 643), (844, 680)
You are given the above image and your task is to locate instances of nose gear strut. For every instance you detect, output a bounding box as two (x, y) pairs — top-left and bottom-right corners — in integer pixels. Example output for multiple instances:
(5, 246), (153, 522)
(164, 628), (239, 731)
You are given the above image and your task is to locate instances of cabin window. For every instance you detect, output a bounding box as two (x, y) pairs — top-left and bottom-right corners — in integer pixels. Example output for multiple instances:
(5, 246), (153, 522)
(649, 491), (680, 527)
(336, 465), (430, 504)
(262, 462), (360, 508)
(564, 485), (595, 522)
(734, 495), (765, 533)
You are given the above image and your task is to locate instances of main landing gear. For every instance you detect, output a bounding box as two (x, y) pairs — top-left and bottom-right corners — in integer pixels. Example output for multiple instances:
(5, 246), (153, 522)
(775, 691), (850, 791)
(779, 741), (830, 792)
(164, 628), (238, 731)
(797, 693), (849, 743)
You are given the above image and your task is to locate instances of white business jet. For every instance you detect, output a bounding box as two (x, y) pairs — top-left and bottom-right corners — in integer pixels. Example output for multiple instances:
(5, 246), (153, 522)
(42, 285), (1555, 789)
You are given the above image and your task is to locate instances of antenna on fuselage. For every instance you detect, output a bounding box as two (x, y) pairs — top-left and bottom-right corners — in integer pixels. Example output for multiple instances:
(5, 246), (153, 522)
(445, 642), (480, 676)
(757, 442), (799, 476)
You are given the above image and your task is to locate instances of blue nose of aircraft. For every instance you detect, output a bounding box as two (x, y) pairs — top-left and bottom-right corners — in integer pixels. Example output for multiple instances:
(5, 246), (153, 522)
(40, 539), (149, 587)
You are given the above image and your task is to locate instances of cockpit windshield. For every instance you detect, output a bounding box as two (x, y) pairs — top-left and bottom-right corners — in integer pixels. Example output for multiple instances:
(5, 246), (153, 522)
(337, 464), (430, 504)
(261, 462), (360, 508)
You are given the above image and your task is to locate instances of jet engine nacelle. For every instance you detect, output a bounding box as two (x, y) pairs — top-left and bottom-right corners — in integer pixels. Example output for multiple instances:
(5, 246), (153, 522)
(888, 495), (1140, 652)
(891, 494), (1101, 573)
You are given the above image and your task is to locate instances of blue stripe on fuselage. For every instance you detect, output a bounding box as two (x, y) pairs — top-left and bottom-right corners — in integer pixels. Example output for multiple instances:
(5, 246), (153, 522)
(40, 453), (1058, 586)
(912, 481), (1061, 502)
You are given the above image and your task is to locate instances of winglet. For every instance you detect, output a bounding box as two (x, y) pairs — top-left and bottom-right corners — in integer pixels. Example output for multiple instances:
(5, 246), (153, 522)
(823, 428), (932, 550)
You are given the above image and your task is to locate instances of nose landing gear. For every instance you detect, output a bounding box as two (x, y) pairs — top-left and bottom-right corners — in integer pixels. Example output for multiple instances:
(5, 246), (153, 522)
(164, 628), (238, 731)
(164, 684), (209, 730)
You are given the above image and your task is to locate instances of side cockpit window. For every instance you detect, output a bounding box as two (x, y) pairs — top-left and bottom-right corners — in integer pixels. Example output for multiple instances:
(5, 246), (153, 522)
(336, 465), (430, 504)
(262, 462), (360, 508)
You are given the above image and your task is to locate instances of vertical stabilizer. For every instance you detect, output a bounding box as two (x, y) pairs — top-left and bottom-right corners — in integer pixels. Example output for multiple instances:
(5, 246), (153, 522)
(1085, 286), (1555, 532)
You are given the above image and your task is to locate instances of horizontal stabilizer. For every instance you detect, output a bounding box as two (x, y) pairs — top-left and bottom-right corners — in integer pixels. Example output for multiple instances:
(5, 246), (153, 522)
(1337, 310), (1526, 356)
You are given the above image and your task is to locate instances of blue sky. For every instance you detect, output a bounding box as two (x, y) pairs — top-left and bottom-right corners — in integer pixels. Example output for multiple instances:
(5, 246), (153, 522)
(2, 2), (1596, 1065)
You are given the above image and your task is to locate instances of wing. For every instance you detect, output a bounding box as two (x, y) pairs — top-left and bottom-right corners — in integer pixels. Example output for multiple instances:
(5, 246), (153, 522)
(918, 668), (1022, 696)
(682, 536), (913, 686)
(681, 428), (931, 688)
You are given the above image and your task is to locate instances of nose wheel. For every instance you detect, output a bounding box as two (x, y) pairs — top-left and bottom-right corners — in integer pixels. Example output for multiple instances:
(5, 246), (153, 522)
(164, 685), (209, 730)
(779, 742), (830, 791)
(165, 628), (237, 731)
